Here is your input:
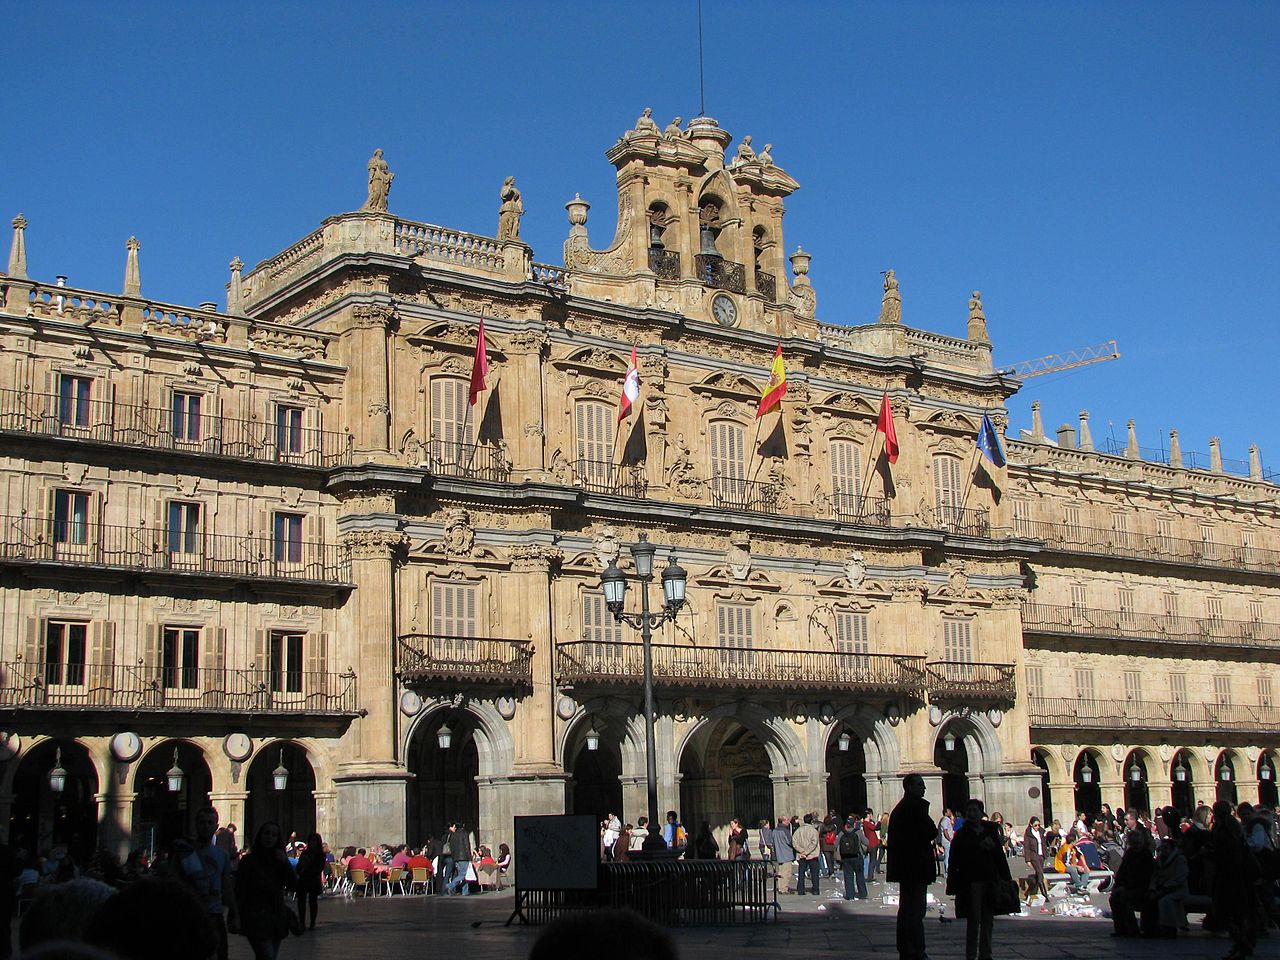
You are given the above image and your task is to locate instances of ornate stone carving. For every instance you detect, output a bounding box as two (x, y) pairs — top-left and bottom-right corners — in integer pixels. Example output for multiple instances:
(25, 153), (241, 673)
(879, 269), (902, 324)
(509, 329), (550, 354)
(247, 324), (329, 359)
(351, 302), (396, 330)
(727, 534), (751, 581)
(363, 149), (394, 212)
(341, 529), (409, 561)
(845, 552), (866, 590)
(498, 177), (524, 242)
(663, 116), (685, 140)
(549, 448), (573, 483)
(667, 434), (702, 498)
(626, 107), (661, 139)
(442, 508), (476, 556)
(510, 544), (564, 572)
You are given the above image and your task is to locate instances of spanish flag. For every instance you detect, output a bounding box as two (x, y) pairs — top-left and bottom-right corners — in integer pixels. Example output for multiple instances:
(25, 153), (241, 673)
(756, 344), (788, 418)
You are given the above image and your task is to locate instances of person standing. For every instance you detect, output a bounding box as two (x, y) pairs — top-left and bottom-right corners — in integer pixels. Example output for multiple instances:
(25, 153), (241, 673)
(234, 821), (295, 960)
(177, 806), (237, 960)
(792, 814), (821, 896)
(946, 799), (1012, 960)
(727, 819), (749, 861)
(294, 834), (326, 932)
(888, 774), (937, 960)
(938, 808), (956, 876)
(758, 819), (774, 862)
(772, 813), (796, 895)
(1108, 822), (1154, 937)
(839, 818), (868, 900)
(1023, 816), (1048, 900)
(1210, 800), (1260, 960)
(446, 822), (473, 895)
(602, 813), (622, 861)
(630, 816), (650, 852)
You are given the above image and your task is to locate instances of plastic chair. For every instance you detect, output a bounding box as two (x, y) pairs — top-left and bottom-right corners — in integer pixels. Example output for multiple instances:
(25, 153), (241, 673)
(381, 866), (405, 896)
(409, 866), (433, 895)
(348, 868), (372, 898)
(329, 861), (348, 895)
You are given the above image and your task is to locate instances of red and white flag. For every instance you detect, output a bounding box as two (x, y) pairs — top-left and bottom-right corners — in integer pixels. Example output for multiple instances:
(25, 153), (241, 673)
(468, 318), (489, 406)
(618, 345), (640, 421)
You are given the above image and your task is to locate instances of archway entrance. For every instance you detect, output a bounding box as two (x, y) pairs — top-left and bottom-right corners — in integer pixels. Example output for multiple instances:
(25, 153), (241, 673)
(407, 711), (479, 845)
(1123, 752), (1150, 815)
(9, 740), (98, 861)
(1031, 750), (1053, 824)
(246, 742), (316, 841)
(1215, 754), (1237, 805)
(826, 731), (867, 819)
(1170, 749), (1195, 814)
(1073, 752), (1101, 819)
(568, 739), (623, 826)
(678, 719), (777, 837)
(1259, 753), (1278, 808)
(934, 724), (970, 814)
(133, 740), (212, 853)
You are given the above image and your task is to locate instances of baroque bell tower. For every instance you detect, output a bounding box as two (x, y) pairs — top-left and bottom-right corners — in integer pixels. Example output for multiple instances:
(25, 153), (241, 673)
(562, 110), (816, 336)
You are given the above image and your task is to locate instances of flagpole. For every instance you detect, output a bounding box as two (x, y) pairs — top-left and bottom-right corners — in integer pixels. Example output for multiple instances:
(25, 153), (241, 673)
(859, 427), (883, 509)
(747, 413), (769, 484)
(960, 409), (996, 512)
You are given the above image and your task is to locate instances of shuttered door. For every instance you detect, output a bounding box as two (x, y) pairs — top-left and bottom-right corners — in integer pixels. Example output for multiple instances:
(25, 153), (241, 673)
(835, 610), (869, 676)
(830, 440), (861, 518)
(432, 581), (478, 661)
(574, 401), (613, 487)
(710, 421), (746, 505)
(717, 602), (754, 671)
(430, 379), (472, 464)
(306, 631), (330, 706)
(204, 627), (226, 708)
(89, 621), (115, 705)
(581, 592), (622, 661)
(932, 455), (961, 526)
(943, 618), (972, 663)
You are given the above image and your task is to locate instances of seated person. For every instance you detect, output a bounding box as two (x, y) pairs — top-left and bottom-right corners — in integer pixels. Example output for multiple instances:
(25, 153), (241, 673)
(346, 847), (377, 876)
(1054, 840), (1090, 894)
(497, 843), (511, 875)
(407, 846), (433, 875)
(1108, 824), (1154, 936)
(390, 845), (413, 871)
(1075, 834), (1104, 871)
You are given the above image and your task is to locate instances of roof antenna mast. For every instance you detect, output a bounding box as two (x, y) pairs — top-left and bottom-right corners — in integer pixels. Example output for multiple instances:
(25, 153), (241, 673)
(697, 0), (706, 115)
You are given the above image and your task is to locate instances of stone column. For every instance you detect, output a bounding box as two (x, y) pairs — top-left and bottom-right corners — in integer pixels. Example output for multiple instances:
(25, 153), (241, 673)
(335, 527), (411, 842)
(96, 792), (137, 860)
(341, 303), (395, 459)
(506, 331), (549, 477)
(313, 789), (338, 840)
(208, 791), (249, 835)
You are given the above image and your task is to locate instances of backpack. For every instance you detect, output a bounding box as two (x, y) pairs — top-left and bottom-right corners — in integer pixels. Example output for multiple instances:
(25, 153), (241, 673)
(839, 829), (863, 859)
(822, 829), (838, 848)
(674, 824), (688, 848)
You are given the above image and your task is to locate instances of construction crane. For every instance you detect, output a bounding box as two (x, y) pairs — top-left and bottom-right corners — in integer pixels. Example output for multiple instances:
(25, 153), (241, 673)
(997, 340), (1120, 380)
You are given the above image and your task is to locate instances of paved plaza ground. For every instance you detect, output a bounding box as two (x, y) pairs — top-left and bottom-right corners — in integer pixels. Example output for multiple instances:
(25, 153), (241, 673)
(227, 882), (1279, 960)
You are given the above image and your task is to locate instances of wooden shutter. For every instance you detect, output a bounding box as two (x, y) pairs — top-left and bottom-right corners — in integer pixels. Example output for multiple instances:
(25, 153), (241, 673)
(254, 628), (267, 671)
(430, 379), (472, 446)
(943, 618), (972, 663)
(204, 627), (226, 706)
(89, 621), (115, 704)
(932, 455), (961, 517)
(22, 617), (40, 676)
(830, 440), (861, 514)
(835, 611), (868, 654)
(306, 631), (330, 703)
(717, 602), (754, 670)
(1025, 665), (1044, 701)
(1170, 673), (1187, 704)
(1074, 667), (1095, 700)
(575, 400), (613, 485)
(710, 422), (745, 481)
(1123, 670), (1142, 701)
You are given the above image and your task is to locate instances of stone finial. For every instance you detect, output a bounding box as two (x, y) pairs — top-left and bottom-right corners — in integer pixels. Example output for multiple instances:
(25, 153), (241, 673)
(967, 290), (989, 344)
(497, 176), (523, 242)
(124, 236), (141, 296)
(878, 269), (902, 324)
(1250, 444), (1263, 481)
(1056, 424), (1077, 449)
(228, 257), (244, 314)
(1209, 436), (1223, 473)
(1125, 419), (1139, 459)
(8, 214), (28, 279)
(1169, 429), (1183, 467)
(363, 149), (394, 212)
(1078, 411), (1094, 451)
(1030, 401), (1046, 441)
(790, 247), (811, 282)
(565, 194), (589, 239)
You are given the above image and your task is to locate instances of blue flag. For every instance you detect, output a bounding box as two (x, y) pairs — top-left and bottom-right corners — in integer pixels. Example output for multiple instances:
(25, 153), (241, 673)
(977, 414), (1006, 468)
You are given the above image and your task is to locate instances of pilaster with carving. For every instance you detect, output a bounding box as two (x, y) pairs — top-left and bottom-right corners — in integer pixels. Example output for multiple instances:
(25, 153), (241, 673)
(341, 302), (397, 457)
(504, 544), (563, 774)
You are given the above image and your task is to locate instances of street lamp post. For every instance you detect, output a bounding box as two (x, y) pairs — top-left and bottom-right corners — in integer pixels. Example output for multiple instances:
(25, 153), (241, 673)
(601, 534), (687, 854)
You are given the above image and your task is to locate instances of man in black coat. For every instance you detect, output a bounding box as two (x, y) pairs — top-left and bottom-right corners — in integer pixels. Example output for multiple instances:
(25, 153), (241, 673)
(887, 773), (937, 960)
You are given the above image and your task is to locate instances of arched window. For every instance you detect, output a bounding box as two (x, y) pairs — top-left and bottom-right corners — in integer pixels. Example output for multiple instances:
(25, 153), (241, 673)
(648, 203), (679, 280)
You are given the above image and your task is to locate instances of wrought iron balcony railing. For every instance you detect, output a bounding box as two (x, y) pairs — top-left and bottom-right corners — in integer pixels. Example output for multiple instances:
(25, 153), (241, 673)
(695, 255), (746, 294)
(572, 458), (648, 498)
(425, 439), (511, 483)
(0, 514), (351, 585)
(1029, 696), (1276, 735)
(1022, 603), (1280, 649)
(710, 474), (781, 513)
(0, 387), (352, 469)
(931, 505), (991, 537)
(397, 634), (533, 689)
(754, 270), (777, 301)
(832, 492), (892, 528)
(556, 641), (926, 696)
(1009, 519), (1280, 575)
(925, 661), (1017, 702)
(0, 661), (358, 715)
(648, 247), (681, 281)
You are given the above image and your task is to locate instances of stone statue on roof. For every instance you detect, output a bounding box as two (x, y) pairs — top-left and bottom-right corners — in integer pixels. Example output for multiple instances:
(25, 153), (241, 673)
(734, 135), (757, 164)
(633, 107), (661, 137)
(498, 176), (524, 242)
(879, 269), (902, 324)
(363, 149), (394, 212)
(757, 144), (774, 166)
(664, 116), (685, 139)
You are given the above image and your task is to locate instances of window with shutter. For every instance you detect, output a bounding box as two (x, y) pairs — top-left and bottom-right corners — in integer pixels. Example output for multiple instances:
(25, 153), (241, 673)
(429, 379), (473, 465)
(1111, 511), (1130, 548)
(932, 455), (962, 525)
(1170, 672), (1187, 704)
(273, 512), (304, 563)
(1163, 592), (1179, 619)
(44, 621), (88, 687)
(167, 501), (201, 556)
(1156, 516), (1173, 547)
(1250, 600), (1264, 623)
(942, 618), (972, 663)
(830, 440), (862, 518)
(1206, 596), (1223, 622)
(1063, 505), (1082, 541)
(1123, 670), (1142, 701)
(172, 391), (203, 443)
(275, 404), (304, 458)
(1258, 675), (1273, 707)
(1213, 674), (1231, 706)
(835, 610), (869, 674)
(581, 591), (623, 660)
(1074, 667), (1095, 701)
(1012, 499), (1031, 536)
(58, 375), (92, 428)
(269, 631), (305, 694)
(1118, 588), (1135, 623)
(709, 421), (746, 505)
(716, 602), (754, 669)
(52, 490), (89, 546)
(575, 400), (614, 486)
(162, 627), (200, 691)
(432, 580), (479, 661)
(1025, 665), (1044, 701)
(1070, 584), (1088, 614)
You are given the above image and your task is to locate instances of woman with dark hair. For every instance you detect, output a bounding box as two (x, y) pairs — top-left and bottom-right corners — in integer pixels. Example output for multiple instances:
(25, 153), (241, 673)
(946, 799), (1013, 960)
(727, 819), (749, 861)
(295, 833), (326, 932)
(234, 821), (295, 960)
(1210, 801), (1259, 960)
(1023, 816), (1048, 901)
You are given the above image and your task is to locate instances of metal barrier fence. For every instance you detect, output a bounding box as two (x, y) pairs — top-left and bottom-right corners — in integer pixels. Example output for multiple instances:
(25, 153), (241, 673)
(515, 860), (776, 925)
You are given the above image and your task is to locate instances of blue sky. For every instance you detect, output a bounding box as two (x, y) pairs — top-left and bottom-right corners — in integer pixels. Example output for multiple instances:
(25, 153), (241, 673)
(4, 2), (1277, 474)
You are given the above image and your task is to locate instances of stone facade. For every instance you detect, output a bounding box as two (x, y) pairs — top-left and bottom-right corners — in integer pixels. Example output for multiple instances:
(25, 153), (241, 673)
(0, 118), (1275, 859)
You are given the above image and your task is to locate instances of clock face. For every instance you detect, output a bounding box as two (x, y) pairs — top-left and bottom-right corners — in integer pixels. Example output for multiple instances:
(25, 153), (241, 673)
(110, 731), (142, 763)
(222, 732), (253, 762)
(711, 294), (738, 327)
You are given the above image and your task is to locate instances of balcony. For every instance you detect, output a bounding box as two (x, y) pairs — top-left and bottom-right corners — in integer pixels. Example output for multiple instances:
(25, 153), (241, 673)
(1022, 603), (1280, 651)
(755, 270), (777, 301)
(425, 439), (511, 483)
(0, 661), (358, 715)
(0, 514), (351, 586)
(932, 505), (991, 537)
(648, 247), (681, 281)
(1030, 696), (1277, 735)
(572, 458), (648, 498)
(832, 493), (892, 528)
(925, 661), (1017, 702)
(397, 634), (533, 690)
(0, 387), (352, 470)
(1011, 519), (1280, 575)
(710, 474), (781, 513)
(695, 255), (746, 294)
(557, 641), (926, 697)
